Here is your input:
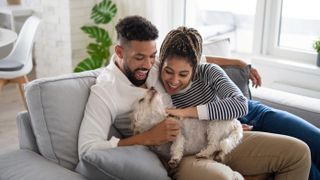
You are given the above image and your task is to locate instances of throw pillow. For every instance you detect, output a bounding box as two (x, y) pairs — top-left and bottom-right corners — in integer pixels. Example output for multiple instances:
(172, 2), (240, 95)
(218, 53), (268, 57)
(76, 145), (170, 180)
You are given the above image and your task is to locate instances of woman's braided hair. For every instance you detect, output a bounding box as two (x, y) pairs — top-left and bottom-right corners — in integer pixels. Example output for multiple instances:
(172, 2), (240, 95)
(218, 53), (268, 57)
(159, 26), (203, 80)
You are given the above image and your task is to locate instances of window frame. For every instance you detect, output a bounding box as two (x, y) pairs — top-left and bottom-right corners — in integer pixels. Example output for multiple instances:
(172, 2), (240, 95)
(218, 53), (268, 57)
(260, 0), (317, 64)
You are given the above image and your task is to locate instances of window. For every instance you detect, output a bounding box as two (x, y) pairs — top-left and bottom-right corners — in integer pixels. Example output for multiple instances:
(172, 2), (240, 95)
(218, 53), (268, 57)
(185, 0), (320, 64)
(264, 0), (320, 63)
(279, 0), (320, 52)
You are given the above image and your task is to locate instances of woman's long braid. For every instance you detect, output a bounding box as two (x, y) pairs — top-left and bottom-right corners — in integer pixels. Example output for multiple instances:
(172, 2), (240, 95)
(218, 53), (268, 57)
(159, 26), (203, 80)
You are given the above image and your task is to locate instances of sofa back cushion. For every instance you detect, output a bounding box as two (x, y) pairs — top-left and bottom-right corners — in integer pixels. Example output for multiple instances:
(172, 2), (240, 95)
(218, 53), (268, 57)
(25, 69), (101, 170)
(203, 37), (231, 57)
(203, 38), (251, 99)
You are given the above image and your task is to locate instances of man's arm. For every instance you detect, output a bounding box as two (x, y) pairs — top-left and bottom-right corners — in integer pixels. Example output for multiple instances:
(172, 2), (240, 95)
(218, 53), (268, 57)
(78, 86), (119, 157)
(79, 87), (180, 157)
(205, 56), (247, 67)
(205, 56), (262, 88)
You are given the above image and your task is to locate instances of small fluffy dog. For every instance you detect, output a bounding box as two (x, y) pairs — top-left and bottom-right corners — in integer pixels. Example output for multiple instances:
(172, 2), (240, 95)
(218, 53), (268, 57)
(132, 87), (243, 170)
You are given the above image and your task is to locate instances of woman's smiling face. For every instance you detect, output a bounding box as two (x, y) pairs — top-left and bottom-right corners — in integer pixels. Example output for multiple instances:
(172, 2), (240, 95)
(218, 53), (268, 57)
(160, 57), (193, 95)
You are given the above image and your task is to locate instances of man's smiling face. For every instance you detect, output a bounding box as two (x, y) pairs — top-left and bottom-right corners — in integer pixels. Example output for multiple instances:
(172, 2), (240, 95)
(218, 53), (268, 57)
(116, 40), (157, 86)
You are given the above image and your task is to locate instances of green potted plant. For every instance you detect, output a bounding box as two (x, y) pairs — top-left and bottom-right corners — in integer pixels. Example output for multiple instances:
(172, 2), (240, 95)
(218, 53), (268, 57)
(312, 38), (320, 67)
(74, 0), (117, 72)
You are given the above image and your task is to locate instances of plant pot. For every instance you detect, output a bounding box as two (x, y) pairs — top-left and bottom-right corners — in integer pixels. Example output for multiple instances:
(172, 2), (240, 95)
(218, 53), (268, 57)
(317, 54), (320, 67)
(7, 0), (21, 5)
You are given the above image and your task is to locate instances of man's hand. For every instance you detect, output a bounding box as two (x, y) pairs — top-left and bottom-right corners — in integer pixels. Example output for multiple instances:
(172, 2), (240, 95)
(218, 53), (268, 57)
(249, 67), (262, 88)
(144, 118), (180, 145)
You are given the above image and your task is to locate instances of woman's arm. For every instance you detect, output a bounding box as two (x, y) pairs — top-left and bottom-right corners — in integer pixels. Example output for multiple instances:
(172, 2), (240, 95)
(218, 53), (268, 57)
(166, 107), (198, 118)
(166, 64), (248, 120)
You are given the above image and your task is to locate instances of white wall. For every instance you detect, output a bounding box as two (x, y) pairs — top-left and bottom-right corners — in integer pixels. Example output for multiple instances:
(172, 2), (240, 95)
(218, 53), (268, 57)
(24, 0), (75, 78)
(69, 0), (95, 69)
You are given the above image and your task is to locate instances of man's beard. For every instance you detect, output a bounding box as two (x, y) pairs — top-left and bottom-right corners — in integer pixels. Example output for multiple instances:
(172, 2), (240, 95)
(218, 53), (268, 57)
(124, 65), (149, 87)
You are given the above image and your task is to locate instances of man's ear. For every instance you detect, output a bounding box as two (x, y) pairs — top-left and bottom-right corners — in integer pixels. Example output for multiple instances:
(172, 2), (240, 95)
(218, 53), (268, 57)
(115, 45), (123, 59)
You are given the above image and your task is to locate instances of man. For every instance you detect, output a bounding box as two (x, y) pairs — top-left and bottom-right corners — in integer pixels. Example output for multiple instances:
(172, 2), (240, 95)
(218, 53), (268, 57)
(78, 15), (310, 180)
(78, 15), (180, 157)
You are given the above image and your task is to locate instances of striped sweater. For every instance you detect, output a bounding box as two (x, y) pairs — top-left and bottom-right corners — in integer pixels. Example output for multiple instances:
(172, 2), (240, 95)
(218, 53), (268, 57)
(171, 63), (248, 120)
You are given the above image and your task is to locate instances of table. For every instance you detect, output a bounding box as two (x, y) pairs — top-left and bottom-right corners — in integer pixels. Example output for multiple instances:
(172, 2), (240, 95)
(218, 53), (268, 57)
(0, 27), (17, 47)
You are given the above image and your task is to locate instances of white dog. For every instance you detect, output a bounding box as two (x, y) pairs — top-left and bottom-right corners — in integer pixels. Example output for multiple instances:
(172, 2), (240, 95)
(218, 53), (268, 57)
(132, 87), (243, 171)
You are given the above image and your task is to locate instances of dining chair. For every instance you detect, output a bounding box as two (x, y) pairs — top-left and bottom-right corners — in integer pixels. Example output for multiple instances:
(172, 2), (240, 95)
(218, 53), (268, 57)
(0, 16), (41, 108)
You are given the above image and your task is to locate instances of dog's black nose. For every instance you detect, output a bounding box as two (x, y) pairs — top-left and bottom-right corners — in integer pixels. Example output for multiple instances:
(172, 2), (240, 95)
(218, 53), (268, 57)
(150, 86), (155, 90)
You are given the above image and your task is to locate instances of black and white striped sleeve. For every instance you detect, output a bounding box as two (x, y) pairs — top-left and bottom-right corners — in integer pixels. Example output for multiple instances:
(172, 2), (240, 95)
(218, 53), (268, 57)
(198, 64), (248, 120)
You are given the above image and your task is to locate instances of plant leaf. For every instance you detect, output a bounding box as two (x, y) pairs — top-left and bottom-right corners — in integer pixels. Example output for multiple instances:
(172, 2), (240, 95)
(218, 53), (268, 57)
(74, 57), (103, 72)
(91, 0), (117, 24)
(87, 43), (106, 60)
(81, 26), (112, 47)
(74, 0), (116, 73)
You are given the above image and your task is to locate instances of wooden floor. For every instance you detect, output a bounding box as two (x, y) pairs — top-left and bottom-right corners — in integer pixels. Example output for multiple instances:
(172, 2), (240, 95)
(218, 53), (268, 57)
(0, 83), (25, 155)
(0, 71), (34, 155)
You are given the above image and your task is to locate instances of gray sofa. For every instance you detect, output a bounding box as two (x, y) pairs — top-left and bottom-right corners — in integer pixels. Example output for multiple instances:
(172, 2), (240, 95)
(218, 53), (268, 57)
(0, 63), (253, 180)
(0, 64), (318, 180)
(0, 38), (319, 179)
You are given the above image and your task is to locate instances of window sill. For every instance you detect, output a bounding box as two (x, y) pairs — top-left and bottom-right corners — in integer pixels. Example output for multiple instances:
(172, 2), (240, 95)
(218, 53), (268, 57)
(249, 55), (320, 99)
(251, 55), (320, 76)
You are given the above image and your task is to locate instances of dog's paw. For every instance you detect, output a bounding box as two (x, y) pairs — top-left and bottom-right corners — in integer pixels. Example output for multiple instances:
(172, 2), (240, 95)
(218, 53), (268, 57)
(168, 158), (179, 169)
(233, 171), (244, 180)
(195, 151), (210, 159)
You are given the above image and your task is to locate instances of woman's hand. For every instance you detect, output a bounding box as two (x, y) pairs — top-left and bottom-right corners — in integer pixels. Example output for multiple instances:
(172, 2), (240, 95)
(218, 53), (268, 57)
(166, 107), (198, 118)
(249, 67), (262, 88)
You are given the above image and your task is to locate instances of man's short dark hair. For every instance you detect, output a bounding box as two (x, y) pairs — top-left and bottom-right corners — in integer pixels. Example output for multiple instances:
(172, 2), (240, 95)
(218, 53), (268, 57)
(115, 15), (159, 44)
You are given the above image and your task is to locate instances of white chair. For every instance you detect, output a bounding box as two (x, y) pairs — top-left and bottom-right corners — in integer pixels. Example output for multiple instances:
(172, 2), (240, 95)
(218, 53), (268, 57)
(0, 16), (41, 108)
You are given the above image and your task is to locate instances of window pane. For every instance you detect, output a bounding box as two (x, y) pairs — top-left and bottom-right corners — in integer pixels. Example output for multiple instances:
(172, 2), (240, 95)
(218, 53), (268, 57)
(278, 0), (320, 52)
(185, 0), (257, 54)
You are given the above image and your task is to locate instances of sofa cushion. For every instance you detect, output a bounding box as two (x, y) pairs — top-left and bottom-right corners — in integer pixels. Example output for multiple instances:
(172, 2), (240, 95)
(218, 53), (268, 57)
(202, 37), (251, 99)
(222, 65), (251, 99)
(202, 37), (231, 57)
(25, 69), (101, 170)
(0, 150), (87, 180)
(76, 145), (170, 180)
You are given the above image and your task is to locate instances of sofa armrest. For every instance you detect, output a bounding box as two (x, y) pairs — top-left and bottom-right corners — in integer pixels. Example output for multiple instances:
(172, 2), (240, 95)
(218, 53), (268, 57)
(16, 111), (39, 153)
(252, 87), (320, 128)
(0, 150), (87, 180)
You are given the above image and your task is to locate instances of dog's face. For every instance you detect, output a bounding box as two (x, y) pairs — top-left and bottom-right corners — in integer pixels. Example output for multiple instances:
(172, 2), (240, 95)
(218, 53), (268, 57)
(132, 87), (166, 134)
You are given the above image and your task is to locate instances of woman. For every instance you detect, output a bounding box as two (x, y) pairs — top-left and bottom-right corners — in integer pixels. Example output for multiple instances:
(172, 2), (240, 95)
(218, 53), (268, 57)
(147, 26), (316, 180)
